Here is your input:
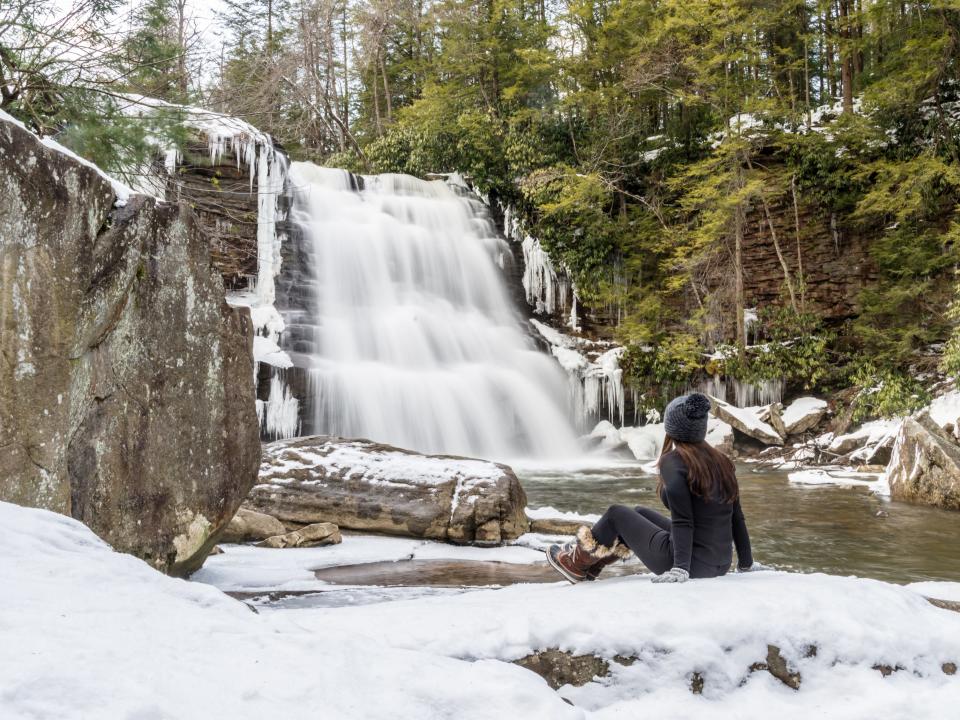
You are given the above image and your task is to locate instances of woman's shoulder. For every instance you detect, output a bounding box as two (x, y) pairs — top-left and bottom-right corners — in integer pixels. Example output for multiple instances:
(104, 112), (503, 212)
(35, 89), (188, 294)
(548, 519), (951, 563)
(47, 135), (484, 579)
(659, 449), (687, 474)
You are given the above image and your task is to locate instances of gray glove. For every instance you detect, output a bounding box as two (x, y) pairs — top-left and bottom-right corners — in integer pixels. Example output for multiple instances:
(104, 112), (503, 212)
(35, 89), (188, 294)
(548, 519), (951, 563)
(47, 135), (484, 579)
(738, 561), (773, 572)
(651, 567), (690, 584)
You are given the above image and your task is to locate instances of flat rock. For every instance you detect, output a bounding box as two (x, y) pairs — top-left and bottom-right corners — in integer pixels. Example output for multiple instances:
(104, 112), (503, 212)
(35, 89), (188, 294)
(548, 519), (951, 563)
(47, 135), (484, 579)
(709, 396), (784, 446)
(247, 436), (530, 545)
(221, 508), (288, 543)
(529, 518), (583, 535)
(257, 522), (342, 548)
(0, 115), (260, 576)
(886, 413), (960, 511)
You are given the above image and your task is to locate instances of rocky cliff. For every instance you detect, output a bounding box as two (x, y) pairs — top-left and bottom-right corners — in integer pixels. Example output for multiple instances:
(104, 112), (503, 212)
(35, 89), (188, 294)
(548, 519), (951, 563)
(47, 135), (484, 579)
(0, 114), (261, 576)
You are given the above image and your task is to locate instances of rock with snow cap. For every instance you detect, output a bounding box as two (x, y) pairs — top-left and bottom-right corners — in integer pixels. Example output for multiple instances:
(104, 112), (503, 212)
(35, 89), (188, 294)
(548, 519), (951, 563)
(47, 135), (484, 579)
(886, 413), (960, 511)
(782, 396), (829, 436)
(248, 436), (530, 545)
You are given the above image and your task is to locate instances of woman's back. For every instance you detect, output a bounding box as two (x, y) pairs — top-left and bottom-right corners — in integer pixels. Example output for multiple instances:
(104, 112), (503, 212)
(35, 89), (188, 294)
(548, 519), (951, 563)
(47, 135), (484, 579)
(658, 449), (751, 578)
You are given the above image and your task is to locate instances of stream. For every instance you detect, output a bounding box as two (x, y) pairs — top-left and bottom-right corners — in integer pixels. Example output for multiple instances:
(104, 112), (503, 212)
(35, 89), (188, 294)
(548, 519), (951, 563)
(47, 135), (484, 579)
(519, 463), (960, 585)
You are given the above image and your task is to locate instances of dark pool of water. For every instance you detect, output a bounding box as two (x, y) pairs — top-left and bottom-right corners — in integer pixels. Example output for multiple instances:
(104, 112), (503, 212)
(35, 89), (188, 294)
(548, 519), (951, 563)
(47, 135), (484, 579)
(517, 464), (960, 585)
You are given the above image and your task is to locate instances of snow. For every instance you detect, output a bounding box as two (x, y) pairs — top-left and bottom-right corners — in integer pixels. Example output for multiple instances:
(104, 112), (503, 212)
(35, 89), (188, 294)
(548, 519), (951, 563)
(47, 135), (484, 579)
(252, 335), (293, 369)
(827, 418), (902, 456)
(525, 506), (601, 524)
(788, 468), (883, 489)
(781, 397), (828, 429)
(619, 424), (666, 461)
(258, 437), (508, 490)
(6, 501), (960, 719)
(0, 502), (574, 719)
(908, 581), (960, 603)
(928, 390), (960, 432)
(0, 108), (133, 207)
(710, 396), (782, 438)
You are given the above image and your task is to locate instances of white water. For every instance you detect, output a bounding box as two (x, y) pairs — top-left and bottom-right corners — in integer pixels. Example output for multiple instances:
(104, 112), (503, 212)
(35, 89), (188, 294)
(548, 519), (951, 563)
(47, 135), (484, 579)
(268, 162), (581, 460)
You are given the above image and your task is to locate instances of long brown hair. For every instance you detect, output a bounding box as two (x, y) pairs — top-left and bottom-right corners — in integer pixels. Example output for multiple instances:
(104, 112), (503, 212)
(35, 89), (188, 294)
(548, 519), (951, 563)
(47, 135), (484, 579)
(657, 436), (739, 503)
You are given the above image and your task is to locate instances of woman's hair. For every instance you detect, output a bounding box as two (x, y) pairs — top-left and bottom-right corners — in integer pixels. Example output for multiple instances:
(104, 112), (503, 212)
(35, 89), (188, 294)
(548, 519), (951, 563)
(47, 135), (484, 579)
(657, 436), (739, 503)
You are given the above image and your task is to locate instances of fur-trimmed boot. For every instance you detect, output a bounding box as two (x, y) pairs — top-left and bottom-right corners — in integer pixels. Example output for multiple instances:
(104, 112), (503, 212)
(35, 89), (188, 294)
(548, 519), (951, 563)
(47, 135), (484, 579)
(585, 541), (633, 581)
(545, 526), (631, 584)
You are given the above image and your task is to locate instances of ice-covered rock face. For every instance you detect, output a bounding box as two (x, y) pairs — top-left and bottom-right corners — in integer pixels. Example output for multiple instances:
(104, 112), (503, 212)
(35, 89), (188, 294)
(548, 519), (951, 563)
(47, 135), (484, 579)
(0, 114), (261, 576)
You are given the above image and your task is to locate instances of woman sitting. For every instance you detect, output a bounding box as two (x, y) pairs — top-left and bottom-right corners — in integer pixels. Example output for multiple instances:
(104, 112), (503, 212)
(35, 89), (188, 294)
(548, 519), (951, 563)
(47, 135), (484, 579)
(546, 392), (763, 584)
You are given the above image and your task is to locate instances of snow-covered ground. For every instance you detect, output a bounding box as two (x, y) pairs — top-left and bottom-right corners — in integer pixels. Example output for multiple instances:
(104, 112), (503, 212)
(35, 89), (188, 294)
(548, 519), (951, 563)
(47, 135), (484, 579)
(6, 501), (959, 719)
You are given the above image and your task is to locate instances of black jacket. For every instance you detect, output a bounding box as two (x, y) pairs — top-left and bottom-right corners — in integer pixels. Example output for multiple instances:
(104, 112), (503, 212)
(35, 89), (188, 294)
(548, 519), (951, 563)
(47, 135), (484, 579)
(658, 450), (753, 577)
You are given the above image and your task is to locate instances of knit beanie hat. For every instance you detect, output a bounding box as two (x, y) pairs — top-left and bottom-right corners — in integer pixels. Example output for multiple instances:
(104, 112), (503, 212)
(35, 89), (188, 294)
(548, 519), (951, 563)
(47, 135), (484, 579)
(663, 393), (712, 443)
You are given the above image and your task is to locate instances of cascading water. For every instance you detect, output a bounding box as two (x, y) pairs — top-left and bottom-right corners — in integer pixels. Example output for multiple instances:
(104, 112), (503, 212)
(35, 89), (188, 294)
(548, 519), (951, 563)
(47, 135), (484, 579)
(263, 162), (581, 460)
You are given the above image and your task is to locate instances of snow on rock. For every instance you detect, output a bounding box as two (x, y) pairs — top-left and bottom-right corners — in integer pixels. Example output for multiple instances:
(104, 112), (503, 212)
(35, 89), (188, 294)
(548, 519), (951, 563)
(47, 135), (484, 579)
(252, 335), (293, 369)
(828, 418), (902, 461)
(0, 108), (133, 206)
(530, 320), (627, 426)
(709, 396), (784, 446)
(782, 397), (828, 436)
(928, 390), (960, 435)
(619, 424), (666, 461)
(0, 502), (575, 719)
(247, 436), (529, 545)
(585, 420), (627, 451)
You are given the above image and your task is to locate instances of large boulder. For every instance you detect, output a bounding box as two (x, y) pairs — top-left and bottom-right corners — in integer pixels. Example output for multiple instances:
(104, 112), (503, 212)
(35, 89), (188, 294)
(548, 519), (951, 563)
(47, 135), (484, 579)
(0, 114), (261, 575)
(886, 413), (960, 511)
(248, 436), (530, 545)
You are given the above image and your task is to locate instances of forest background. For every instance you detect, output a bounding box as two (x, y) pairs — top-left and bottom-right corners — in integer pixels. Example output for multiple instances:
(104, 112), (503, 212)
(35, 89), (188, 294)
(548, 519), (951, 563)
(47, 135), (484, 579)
(4, 0), (960, 419)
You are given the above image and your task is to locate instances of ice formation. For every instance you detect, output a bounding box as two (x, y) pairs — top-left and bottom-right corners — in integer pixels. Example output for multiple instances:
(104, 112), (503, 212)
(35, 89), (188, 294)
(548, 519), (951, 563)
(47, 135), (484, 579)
(530, 319), (628, 427)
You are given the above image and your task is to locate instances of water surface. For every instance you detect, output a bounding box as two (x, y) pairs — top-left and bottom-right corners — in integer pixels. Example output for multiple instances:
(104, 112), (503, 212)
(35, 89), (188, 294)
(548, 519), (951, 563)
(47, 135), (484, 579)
(518, 463), (960, 585)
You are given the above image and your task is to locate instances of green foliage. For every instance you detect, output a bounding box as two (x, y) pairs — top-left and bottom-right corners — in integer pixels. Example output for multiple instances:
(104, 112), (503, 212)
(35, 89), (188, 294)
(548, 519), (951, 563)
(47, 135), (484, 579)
(718, 308), (832, 389)
(850, 363), (931, 421)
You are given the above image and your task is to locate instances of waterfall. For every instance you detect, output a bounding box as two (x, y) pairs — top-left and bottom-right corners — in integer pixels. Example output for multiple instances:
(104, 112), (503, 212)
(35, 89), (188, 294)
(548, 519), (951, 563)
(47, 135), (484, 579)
(262, 162), (581, 460)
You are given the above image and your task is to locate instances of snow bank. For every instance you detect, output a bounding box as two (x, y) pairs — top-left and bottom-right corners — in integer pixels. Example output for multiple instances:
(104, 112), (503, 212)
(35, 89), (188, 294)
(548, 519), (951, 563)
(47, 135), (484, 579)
(283, 564), (960, 718)
(0, 502), (575, 720)
(928, 390), (960, 432)
(908, 581), (960, 603)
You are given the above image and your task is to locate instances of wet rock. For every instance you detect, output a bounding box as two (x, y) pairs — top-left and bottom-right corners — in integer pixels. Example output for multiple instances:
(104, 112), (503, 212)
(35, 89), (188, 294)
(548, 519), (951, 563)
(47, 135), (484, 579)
(257, 522), (342, 548)
(0, 115), (260, 576)
(529, 518), (583, 535)
(926, 597), (960, 613)
(872, 664), (901, 677)
(690, 672), (705, 694)
(750, 645), (801, 689)
(944, 662), (957, 675)
(221, 508), (288, 543)
(709, 396), (784, 446)
(886, 413), (960, 511)
(514, 649), (609, 690)
(248, 436), (529, 545)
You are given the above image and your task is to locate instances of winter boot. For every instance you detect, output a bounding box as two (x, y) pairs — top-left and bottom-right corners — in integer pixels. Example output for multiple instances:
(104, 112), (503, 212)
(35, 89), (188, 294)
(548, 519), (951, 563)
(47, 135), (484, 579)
(545, 526), (632, 584)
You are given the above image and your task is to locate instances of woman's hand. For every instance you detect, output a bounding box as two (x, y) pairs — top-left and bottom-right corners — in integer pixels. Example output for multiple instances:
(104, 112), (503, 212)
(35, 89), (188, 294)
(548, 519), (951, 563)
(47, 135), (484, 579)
(738, 561), (773, 572)
(651, 567), (690, 583)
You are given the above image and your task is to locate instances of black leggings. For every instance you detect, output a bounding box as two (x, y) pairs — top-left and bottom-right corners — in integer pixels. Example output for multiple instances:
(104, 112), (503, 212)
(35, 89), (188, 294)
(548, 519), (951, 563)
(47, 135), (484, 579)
(591, 504), (674, 575)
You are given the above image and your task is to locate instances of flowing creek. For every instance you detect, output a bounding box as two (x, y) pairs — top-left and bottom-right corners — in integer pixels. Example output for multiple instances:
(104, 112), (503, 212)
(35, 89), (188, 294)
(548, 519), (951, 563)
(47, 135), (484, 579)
(519, 463), (960, 585)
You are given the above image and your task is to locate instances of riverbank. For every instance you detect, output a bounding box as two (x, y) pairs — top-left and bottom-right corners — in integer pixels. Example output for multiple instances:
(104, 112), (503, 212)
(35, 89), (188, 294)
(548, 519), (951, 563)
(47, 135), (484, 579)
(4, 500), (958, 720)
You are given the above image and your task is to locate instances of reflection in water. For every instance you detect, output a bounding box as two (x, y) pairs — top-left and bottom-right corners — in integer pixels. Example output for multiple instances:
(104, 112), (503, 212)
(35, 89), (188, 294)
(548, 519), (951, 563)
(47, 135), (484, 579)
(518, 464), (960, 585)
